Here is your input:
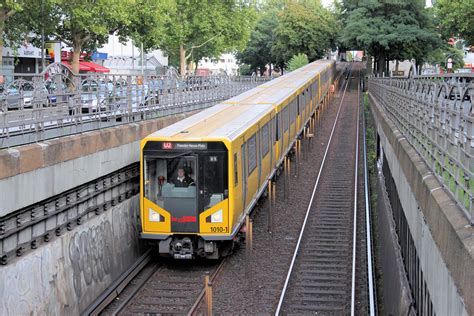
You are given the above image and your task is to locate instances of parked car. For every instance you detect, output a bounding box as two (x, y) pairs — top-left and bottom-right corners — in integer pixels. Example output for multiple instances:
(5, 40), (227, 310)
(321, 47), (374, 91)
(2, 82), (51, 110)
(79, 80), (117, 113)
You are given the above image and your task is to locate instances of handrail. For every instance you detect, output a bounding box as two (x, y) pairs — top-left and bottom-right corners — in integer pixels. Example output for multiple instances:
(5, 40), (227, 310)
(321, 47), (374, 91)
(368, 76), (473, 222)
(0, 69), (271, 148)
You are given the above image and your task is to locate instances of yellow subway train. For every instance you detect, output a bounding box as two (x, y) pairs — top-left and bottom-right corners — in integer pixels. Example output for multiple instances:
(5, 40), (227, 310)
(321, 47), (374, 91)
(140, 60), (336, 259)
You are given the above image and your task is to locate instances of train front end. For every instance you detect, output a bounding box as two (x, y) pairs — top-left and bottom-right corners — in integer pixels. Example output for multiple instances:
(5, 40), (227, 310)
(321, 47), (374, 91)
(140, 138), (232, 259)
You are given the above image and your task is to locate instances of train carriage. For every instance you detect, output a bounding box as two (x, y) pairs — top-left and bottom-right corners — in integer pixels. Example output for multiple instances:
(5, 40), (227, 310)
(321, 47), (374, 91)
(140, 60), (336, 259)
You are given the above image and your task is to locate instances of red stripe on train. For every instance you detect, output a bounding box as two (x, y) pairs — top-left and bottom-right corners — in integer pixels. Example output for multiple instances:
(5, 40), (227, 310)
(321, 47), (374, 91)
(171, 216), (197, 223)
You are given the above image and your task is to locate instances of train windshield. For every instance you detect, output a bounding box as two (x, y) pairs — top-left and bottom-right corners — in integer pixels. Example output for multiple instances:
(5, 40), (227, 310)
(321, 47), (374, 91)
(144, 155), (197, 211)
(143, 141), (228, 230)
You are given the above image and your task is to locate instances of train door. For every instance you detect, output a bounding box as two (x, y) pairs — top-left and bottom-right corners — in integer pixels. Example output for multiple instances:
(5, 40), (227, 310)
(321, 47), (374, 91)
(197, 152), (228, 216)
(241, 142), (247, 209)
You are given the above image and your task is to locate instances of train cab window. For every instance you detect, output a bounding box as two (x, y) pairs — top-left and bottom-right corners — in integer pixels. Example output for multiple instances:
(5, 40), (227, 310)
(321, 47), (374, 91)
(144, 156), (197, 211)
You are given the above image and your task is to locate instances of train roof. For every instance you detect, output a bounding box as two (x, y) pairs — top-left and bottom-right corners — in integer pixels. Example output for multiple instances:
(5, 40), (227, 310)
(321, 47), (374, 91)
(223, 61), (331, 106)
(149, 103), (274, 141)
(145, 59), (335, 142)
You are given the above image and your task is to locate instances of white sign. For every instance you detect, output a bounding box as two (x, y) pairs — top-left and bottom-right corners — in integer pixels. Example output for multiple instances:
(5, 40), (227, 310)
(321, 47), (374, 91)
(447, 62), (453, 69)
(3, 43), (42, 58)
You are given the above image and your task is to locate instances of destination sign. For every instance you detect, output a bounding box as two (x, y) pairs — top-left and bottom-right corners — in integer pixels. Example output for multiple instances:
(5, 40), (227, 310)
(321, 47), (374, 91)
(161, 142), (208, 150)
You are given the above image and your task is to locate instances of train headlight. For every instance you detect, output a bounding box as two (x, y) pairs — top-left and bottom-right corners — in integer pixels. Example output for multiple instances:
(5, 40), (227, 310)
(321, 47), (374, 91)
(149, 208), (162, 222)
(210, 209), (223, 223)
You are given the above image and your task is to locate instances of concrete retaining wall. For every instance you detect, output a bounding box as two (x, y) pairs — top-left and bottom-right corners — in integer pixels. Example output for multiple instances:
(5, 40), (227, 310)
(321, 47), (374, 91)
(0, 111), (199, 216)
(369, 93), (473, 315)
(376, 173), (413, 315)
(0, 196), (142, 315)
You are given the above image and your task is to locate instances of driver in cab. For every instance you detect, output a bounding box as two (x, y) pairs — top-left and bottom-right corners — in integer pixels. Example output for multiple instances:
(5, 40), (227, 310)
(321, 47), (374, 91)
(171, 168), (195, 187)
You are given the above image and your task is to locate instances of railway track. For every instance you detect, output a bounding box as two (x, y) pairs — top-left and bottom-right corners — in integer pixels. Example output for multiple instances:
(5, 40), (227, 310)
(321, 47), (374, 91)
(0, 163), (139, 265)
(89, 253), (227, 315)
(276, 67), (364, 314)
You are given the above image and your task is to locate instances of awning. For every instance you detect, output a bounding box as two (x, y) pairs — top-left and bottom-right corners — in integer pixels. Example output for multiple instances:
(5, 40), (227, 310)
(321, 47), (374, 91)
(62, 61), (110, 73)
(80, 61), (110, 73)
(62, 61), (92, 72)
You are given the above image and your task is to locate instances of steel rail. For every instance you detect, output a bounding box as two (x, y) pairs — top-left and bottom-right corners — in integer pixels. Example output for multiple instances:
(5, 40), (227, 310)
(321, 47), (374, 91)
(187, 257), (228, 316)
(82, 249), (154, 316)
(109, 262), (160, 316)
(362, 81), (377, 316)
(0, 163), (139, 264)
(274, 65), (353, 315)
(350, 73), (360, 316)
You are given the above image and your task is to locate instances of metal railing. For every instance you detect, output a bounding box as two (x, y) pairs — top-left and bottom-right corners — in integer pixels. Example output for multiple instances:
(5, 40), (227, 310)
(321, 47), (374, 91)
(369, 76), (473, 222)
(0, 63), (270, 148)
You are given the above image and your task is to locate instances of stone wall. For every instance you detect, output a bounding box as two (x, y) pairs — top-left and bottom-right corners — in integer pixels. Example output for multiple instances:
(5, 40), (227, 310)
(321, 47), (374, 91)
(369, 93), (473, 315)
(0, 197), (142, 315)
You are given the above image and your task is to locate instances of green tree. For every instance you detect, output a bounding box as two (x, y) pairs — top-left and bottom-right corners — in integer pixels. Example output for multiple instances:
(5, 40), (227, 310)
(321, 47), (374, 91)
(272, 2), (337, 70)
(0, 0), (29, 77)
(436, 0), (474, 45)
(160, 0), (256, 76)
(27, 0), (132, 74)
(286, 53), (309, 71)
(117, 0), (174, 54)
(341, 0), (440, 75)
(237, 9), (278, 75)
(426, 46), (464, 72)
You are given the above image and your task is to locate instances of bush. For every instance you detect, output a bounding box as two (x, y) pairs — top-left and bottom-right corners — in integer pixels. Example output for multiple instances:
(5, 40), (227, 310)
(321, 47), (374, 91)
(238, 64), (253, 75)
(286, 53), (309, 71)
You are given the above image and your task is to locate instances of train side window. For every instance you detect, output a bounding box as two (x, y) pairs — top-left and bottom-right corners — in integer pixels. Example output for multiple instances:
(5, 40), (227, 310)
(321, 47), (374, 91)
(234, 153), (238, 186)
(283, 106), (289, 131)
(248, 134), (257, 174)
(275, 114), (280, 141)
(289, 100), (296, 123)
(261, 122), (269, 157)
(297, 95), (300, 115)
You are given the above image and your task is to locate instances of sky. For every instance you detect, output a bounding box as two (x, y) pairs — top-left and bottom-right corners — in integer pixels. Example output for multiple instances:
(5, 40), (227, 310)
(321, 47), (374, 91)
(321, 0), (332, 8)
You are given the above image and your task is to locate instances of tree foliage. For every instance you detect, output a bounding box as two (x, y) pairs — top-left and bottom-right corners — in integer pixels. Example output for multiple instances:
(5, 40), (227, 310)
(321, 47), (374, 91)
(435, 0), (474, 45)
(24, 0), (133, 74)
(286, 53), (309, 71)
(236, 9), (278, 75)
(272, 1), (337, 69)
(159, 0), (256, 75)
(426, 46), (465, 71)
(117, 0), (174, 53)
(0, 0), (30, 77)
(340, 0), (441, 74)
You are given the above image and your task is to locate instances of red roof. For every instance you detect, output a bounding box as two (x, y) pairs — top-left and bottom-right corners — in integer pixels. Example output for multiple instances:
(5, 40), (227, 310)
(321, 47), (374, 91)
(62, 61), (109, 73)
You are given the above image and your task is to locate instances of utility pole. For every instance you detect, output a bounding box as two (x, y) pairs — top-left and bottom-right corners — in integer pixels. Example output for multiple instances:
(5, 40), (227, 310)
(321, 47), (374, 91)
(141, 42), (144, 76)
(41, 0), (45, 72)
